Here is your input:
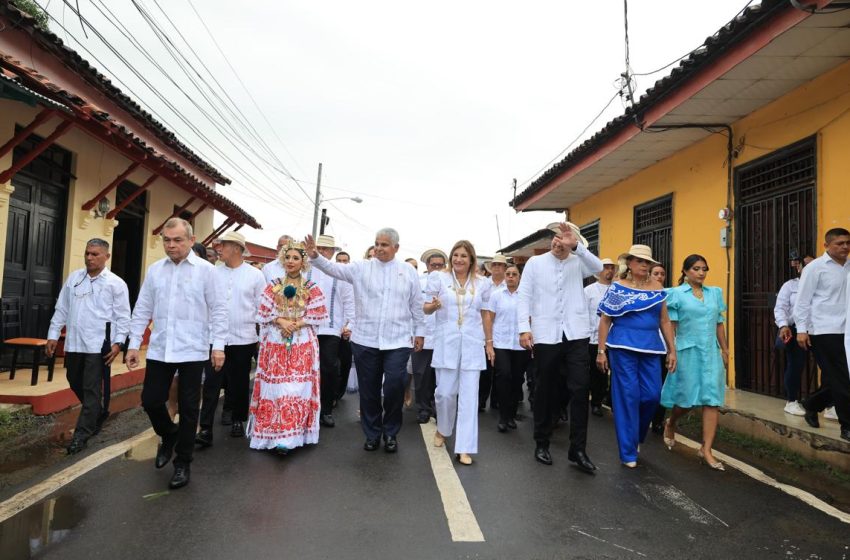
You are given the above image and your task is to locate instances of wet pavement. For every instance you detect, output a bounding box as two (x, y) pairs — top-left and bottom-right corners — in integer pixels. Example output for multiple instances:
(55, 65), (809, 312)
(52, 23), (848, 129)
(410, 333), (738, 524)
(2, 397), (850, 559)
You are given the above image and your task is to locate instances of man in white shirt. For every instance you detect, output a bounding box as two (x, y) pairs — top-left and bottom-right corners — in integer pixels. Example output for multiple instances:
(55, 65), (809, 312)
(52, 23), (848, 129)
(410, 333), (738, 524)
(305, 228), (425, 453)
(584, 257), (615, 418)
(46, 239), (131, 454)
(480, 254), (509, 411)
(794, 227), (850, 441)
(413, 248), (447, 423)
(262, 234), (294, 282)
(517, 223), (603, 474)
(196, 231), (266, 445)
(312, 235), (355, 428)
(126, 218), (227, 489)
(774, 253), (814, 416)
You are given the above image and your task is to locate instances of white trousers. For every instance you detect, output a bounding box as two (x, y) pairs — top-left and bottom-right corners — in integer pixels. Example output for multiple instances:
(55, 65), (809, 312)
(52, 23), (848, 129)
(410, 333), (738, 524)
(435, 368), (480, 454)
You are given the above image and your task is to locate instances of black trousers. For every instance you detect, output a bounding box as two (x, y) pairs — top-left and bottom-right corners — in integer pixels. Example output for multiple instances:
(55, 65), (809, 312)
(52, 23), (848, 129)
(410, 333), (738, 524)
(532, 336), (591, 450)
(65, 352), (104, 440)
(588, 343), (610, 407)
(495, 348), (531, 423)
(479, 360), (496, 409)
(411, 348), (436, 417)
(142, 359), (205, 466)
(318, 335), (341, 414)
(350, 343), (411, 440)
(337, 338), (353, 401)
(805, 334), (850, 430)
(200, 343), (256, 428)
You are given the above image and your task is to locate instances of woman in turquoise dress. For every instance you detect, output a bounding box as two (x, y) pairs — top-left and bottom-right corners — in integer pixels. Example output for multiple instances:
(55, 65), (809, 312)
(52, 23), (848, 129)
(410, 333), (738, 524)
(660, 254), (730, 471)
(597, 245), (677, 468)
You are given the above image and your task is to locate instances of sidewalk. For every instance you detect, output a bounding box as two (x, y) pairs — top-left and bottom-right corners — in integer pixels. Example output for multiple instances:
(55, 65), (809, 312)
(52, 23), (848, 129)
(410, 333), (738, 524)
(0, 351), (148, 415)
(721, 388), (850, 471)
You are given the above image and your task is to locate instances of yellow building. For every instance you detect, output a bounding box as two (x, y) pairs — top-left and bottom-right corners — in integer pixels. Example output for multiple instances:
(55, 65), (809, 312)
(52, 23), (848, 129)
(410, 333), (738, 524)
(0, 4), (260, 339)
(512, 0), (850, 398)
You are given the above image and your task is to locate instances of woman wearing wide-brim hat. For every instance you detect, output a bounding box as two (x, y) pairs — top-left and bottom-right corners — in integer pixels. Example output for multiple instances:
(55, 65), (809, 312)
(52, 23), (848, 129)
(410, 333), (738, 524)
(596, 244), (677, 468)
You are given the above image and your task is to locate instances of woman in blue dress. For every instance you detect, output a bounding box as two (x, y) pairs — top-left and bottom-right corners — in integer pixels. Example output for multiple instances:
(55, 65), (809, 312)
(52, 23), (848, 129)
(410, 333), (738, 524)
(660, 254), (730, 471)
(597, 245), (677, 468)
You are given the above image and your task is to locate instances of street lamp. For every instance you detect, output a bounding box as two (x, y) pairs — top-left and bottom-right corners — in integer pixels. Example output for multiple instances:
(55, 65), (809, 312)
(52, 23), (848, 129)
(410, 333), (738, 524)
(311, 163), (364, 237)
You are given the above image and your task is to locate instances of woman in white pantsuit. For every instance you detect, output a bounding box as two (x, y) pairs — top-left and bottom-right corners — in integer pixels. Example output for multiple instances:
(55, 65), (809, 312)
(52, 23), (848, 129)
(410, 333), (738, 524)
(425, 240), (493, 465)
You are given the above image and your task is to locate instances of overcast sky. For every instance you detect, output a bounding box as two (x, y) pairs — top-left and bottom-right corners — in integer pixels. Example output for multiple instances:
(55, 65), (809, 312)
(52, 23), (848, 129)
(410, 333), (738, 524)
(41, 0), (752, 263)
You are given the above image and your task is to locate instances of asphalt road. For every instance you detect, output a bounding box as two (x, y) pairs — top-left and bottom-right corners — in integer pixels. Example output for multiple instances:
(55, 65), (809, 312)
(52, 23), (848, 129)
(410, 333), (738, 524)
(2, 396), (849, 559)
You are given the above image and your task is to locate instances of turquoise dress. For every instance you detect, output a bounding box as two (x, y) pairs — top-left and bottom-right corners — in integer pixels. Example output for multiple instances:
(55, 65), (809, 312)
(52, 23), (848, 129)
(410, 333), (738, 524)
(659, 285), (727, 408)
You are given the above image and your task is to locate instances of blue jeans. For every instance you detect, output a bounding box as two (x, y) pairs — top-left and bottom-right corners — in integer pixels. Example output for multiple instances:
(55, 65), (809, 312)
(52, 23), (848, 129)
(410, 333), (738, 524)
(351, 343), (412, 440)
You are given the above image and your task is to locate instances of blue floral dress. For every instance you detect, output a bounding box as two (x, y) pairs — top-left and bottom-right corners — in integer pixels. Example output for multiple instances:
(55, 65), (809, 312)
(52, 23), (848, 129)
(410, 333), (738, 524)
(659, 285), (727, 408)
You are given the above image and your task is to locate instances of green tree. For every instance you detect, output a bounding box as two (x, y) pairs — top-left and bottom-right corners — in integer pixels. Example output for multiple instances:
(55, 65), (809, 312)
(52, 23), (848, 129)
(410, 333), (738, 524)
(11, 0), (49, 30)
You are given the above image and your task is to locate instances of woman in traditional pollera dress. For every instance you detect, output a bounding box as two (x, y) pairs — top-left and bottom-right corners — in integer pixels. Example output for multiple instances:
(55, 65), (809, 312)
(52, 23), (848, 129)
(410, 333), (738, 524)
(248, 241), (327, 454)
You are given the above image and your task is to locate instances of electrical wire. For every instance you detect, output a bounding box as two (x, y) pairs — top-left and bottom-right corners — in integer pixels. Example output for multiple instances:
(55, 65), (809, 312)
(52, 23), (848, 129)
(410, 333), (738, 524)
(42, 0), (304, 215)
(516, 90), (621, 188)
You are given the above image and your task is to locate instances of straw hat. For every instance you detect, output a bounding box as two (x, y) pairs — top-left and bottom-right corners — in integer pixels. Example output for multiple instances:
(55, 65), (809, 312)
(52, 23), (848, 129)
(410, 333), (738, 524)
(216, 231), (250, 256)
(618, 244), (659, 264)
(484, 254), (509, 273)
(420, 248), (448, 264)
(316, 234), (339, 250)
(547, 221), (589, 247)
(599, 257), (615, 266)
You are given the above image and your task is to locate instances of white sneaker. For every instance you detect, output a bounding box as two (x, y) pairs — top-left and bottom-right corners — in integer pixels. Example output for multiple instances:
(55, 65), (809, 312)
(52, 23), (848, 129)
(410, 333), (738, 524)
(784, 401), (806, 416)
(824, 407), (838, 421)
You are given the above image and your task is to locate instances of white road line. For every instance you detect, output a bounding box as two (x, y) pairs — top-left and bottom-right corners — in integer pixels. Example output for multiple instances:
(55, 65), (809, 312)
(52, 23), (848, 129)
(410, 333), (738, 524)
(419, 422), (485, 542)
(570, 526), (647, 557)
(0, 428), (155, 523)
(674, 433), (850, 525)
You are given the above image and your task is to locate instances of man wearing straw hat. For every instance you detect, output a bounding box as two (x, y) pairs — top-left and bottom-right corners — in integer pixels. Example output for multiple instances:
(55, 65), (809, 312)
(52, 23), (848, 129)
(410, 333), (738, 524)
(480, 254), (510, 410)
(313, 234), (355, 428)
(197, 231), (266, 444)
(414, 248), (447, 423)
(585, 257), (617, 417)
(517, 222), (603, 474)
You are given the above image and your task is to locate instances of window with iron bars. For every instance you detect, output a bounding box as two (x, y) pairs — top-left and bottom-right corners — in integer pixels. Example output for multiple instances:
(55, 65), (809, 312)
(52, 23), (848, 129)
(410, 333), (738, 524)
(633, 194), (673, 287)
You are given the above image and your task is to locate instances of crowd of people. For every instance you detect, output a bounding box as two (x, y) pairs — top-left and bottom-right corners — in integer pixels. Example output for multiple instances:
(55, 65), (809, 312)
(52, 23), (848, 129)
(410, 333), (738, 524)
(43, 217), (850, 489)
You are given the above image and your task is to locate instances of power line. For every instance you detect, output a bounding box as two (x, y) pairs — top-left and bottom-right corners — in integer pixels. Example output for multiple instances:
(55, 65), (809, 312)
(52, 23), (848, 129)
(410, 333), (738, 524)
(44, 0), (302, 214)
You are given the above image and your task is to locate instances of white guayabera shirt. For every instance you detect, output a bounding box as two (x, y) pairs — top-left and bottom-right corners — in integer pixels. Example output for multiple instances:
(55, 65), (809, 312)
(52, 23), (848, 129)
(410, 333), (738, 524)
(310, 253), (425, 350)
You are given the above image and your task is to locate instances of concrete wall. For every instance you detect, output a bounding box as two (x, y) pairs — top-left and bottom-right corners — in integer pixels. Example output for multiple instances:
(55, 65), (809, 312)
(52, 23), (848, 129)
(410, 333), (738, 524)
(566, 59), (850, 387)
(0, 100), (216, 291)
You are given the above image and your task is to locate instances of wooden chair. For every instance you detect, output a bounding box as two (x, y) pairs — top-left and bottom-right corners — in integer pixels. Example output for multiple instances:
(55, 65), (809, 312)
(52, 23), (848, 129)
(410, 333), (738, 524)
(1, 298), (56, 386)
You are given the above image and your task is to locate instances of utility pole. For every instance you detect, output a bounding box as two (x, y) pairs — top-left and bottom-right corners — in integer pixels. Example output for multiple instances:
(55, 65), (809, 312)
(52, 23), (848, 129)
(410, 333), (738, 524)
(311, 162), (323, 239)
(320, 208), (329, 234)
(495, 214), (502, 248)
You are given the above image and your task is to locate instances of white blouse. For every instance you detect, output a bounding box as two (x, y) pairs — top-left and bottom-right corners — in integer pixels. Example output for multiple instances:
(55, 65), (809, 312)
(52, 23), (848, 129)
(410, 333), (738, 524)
(486, 288), (522, 351)
(426, 271), (492, 371)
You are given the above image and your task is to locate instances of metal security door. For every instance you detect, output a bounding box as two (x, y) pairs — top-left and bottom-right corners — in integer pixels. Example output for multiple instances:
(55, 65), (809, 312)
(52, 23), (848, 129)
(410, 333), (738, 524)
(735, 137), (817, 397)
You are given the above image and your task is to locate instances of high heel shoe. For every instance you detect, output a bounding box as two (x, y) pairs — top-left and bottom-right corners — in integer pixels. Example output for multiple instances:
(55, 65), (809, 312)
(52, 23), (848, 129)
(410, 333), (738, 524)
(434, 431), (446, 448)
(697, 448), (725, 471)
(662, 419), (676, 450)
(456, 453), (473, 465)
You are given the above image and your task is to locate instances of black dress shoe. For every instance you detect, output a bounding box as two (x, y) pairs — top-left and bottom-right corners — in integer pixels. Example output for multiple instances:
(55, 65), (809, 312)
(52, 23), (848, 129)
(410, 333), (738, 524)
(534, 445), (552, 465)
(66, 438), (86, 455)
(220, 409), (233, 426)
(506, 419), (517, 430)
(804, 409), (820, 428)
(591, 405), (603, 417)
(417, 413), (431, 424)
(320, 414), (335, 428)
(841, 429), (850, 442)
(155, 431), (178, 469)
(169, 465), (191, 489)
(230, 421), (245, 438)
(384, 436), (398, 453)
(497, 422), (508, 433)
(195, 428), (213, 447)
(568, 449), (597, 475)
(364, 438), (380, 451)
